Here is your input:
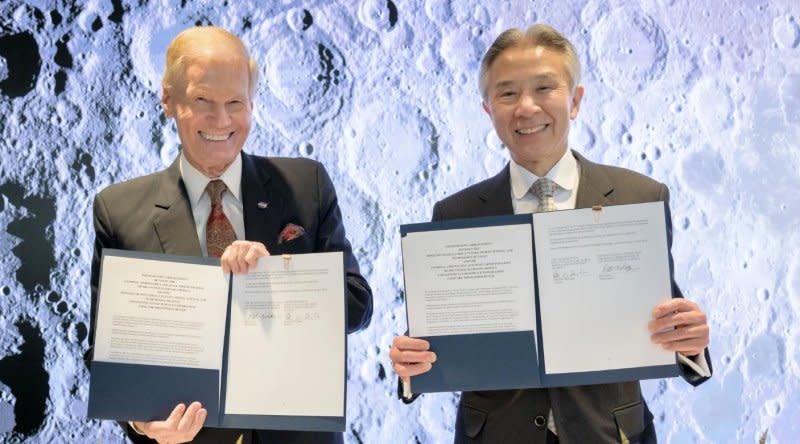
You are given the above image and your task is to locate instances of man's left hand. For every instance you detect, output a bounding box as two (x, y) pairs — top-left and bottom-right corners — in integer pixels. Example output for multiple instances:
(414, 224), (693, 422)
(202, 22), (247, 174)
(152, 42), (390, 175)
(220, 240), (270, 274)
(649, 298), (709, 357)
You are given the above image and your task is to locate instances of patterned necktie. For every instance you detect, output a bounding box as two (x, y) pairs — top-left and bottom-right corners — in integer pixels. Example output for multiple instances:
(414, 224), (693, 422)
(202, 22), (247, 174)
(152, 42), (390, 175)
(205, 179), (237, 257)
(531, 177), (557, 212)
(532, 176), (559, 436)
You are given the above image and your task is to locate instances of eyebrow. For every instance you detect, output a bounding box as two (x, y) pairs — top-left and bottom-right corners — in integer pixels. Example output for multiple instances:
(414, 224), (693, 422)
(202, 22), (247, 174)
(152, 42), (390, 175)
(493, 73), (560, 89)
(187, 88), (247, 101)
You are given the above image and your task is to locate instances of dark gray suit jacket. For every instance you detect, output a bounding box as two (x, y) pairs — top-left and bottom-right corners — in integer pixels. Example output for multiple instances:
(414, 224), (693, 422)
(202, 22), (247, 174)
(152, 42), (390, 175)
(431, 151), (711, 444)
(89, 152), (373, 444)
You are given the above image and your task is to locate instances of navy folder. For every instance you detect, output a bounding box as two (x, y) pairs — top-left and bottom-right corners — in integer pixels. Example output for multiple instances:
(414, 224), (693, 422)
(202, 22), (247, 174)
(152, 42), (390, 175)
(87, 249), (345, 432)
(400, 209), (679, 394)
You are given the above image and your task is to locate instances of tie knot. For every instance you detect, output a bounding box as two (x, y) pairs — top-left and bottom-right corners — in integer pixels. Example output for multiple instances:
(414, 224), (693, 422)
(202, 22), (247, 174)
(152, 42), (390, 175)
(531, 177), (556, 199)
(531, 178), (557, 213)
(205, 179), (227, 205)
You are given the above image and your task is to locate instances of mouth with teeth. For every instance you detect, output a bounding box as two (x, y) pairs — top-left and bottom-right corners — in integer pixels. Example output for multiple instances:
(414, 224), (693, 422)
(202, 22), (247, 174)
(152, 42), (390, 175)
(516, 124), (549, 135)
(199, 131), (233, 141)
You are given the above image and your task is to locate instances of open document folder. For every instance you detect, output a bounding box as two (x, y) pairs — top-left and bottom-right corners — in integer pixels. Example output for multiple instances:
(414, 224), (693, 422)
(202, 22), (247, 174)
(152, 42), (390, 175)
(400, 201), (679, 393)
(88, 249), (346, 432)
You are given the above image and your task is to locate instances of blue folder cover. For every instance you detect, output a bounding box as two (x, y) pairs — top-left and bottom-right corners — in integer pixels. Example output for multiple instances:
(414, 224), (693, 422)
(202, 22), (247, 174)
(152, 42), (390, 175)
(222, 414), (345, 432)
(88, 249), (346, 432)
(413, 331), (541, 393)
(401, 209), (679, 394)
(539, 363), (679, 388)
(87, 362), (221, 426)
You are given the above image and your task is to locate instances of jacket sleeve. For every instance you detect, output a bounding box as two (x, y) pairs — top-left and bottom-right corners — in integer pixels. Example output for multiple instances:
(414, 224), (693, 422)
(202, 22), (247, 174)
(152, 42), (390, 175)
(660, 185), (713, 386)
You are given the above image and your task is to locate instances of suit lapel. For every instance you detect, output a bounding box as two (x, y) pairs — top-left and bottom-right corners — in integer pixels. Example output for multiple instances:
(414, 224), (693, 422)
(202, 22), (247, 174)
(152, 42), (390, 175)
(573, 150), (615, 209)
(241, 152), (285, 252)
(477, 164), (515, 216)
(152, 158), (203, 256)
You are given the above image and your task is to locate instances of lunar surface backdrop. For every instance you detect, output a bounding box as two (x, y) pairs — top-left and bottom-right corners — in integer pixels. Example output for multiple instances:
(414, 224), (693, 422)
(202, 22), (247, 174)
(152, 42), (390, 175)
(0, 0), (798, 443)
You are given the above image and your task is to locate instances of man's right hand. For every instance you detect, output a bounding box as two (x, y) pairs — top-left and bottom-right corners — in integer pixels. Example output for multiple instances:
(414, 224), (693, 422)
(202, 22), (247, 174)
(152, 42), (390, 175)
(220, 240), (270, 274)
(131, 402), (207, 444)
(389, 336), (437, 386)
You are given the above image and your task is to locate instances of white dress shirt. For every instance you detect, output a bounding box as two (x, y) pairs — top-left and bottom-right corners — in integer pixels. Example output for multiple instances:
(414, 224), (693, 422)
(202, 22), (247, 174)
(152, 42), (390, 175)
(509, 148), (580, 214)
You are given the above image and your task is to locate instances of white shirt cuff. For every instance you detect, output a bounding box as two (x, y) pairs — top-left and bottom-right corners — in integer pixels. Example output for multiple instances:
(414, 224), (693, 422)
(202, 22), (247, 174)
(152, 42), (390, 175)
(677, 351), (711, 378)
(128, 421), (146, 435)
(401, 378), (413, 400)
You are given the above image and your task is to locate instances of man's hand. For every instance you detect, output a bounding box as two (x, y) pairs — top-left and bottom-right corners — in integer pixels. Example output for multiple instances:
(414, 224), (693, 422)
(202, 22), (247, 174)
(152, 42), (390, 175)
(649, 298), (710, 357)
(389, 336), (437, 386)
(220, 240), (270, 274)
(131, 402), (206, 444)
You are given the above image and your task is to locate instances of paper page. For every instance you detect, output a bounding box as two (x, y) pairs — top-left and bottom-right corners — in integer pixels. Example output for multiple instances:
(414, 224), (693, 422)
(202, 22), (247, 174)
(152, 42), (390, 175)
(93, 254), (228, 370)
(402, 223), (536, 337)
(533, 202), (675, 374)
(224, 252), (344, 417)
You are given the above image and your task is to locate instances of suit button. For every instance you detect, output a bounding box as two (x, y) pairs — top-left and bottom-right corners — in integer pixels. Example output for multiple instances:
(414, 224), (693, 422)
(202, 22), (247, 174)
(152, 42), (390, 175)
(533, 415), (546, 428)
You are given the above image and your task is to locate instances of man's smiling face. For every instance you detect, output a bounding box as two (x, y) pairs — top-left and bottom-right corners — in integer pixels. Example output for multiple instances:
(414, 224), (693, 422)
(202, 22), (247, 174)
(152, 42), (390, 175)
(162, 50), (252, 178)
(482, 45), (583, 177)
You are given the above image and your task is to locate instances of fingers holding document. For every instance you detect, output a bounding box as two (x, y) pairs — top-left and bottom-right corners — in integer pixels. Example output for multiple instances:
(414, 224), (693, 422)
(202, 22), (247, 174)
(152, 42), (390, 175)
(221, 240), (270, 274)
(131, 401), (207, 444)
(390, 336), (437, 382)
(649, 298), (710, 357)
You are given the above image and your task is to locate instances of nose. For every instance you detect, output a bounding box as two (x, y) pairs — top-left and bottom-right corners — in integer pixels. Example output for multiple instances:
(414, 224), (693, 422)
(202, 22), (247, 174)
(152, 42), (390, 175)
(210, 104), (232, 127)
(515, 93), (540, 117)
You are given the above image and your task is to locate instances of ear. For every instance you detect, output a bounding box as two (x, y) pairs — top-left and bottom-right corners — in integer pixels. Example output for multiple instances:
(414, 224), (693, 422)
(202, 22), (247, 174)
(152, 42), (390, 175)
(569, 85), (584, 120)
(161, 85), (174, 118)
(482, 100), (492, 118)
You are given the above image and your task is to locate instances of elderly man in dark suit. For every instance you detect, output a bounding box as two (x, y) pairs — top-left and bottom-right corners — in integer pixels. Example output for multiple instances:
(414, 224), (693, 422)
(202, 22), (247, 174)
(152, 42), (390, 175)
(89, 26), (372, 444)
(390, 24), (711, 443)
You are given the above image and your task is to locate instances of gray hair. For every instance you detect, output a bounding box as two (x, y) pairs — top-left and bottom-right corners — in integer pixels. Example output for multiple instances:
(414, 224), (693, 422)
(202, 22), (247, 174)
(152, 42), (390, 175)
(478, 24), (581, 100)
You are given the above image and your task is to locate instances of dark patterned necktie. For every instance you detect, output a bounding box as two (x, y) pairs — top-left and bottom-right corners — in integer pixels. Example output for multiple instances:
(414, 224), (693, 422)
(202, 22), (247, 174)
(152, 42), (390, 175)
(205, 179), (237, 257)
(531, 177), (557, 212)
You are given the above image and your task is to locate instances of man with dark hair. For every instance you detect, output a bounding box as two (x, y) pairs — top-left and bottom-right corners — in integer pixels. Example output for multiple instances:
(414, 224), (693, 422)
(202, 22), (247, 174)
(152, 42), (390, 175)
(90, 26), (372, 444)
(390, 24), (710, 443)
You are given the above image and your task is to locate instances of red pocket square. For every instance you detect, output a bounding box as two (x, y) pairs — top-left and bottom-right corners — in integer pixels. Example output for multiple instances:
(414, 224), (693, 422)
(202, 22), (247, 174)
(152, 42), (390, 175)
(278, 223), (306, 244)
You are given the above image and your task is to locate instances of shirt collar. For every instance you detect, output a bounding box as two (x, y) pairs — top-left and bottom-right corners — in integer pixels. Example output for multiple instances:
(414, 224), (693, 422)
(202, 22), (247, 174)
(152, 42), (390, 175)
(509, 149), (579, 199)
(179, 152), (243, 206)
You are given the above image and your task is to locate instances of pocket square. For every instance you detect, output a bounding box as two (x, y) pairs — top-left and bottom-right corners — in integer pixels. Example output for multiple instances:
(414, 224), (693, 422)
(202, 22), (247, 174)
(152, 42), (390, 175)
(278, 223), (306, 244)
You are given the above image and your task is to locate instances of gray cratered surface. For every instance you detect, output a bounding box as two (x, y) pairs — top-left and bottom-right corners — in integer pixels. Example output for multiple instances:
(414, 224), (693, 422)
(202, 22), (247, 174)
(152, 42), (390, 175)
(0, 1), (798, 442)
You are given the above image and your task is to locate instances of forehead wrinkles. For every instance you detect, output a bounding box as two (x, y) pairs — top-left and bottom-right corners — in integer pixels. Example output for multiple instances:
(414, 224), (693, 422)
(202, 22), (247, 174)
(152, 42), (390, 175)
(489, 49), (570, 88)
(182, 59), (250, 98)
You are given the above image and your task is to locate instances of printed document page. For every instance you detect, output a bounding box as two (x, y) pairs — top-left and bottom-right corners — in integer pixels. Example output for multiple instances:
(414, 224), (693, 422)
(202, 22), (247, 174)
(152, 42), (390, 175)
(93, 254), (228, 370)
(224, 252), (345, 417)
(533, 202), (675, 374)
(402, 224), (537, 337)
